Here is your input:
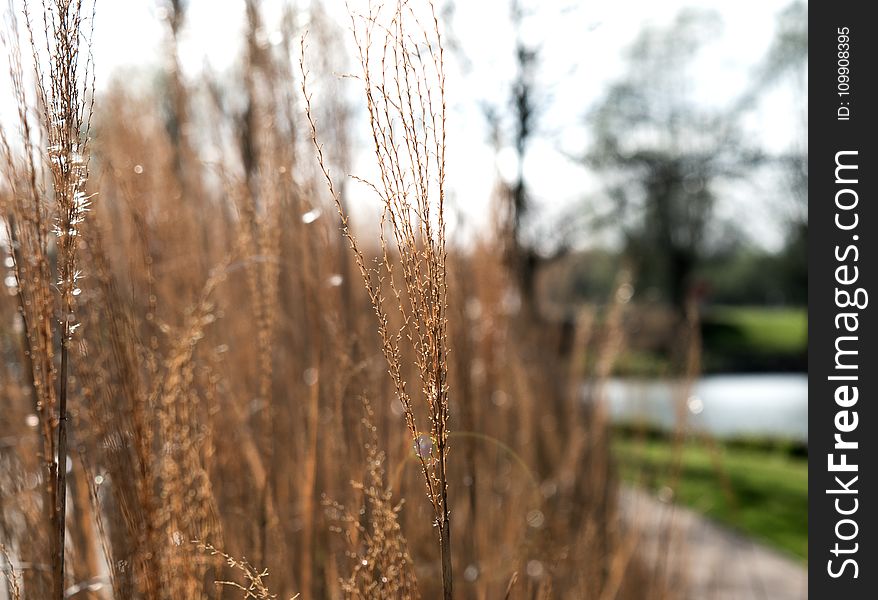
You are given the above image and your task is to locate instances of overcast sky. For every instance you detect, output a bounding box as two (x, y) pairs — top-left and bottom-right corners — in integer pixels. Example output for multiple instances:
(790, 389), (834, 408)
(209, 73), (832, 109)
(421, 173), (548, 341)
(1, 0), (805, 250)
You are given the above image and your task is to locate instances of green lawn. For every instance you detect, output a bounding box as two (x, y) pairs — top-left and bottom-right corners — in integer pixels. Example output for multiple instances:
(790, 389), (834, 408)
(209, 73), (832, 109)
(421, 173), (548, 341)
(613, 435), (808, 561)
(705, 306), (807, 355)
(613, 305), (808, 376)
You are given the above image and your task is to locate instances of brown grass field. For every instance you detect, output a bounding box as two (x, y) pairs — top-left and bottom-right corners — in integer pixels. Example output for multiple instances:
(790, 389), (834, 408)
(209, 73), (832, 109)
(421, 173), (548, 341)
(0, 1), (690, 598)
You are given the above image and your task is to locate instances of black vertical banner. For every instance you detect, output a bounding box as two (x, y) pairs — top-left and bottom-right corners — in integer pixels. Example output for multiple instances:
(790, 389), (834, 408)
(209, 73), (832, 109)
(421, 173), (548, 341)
(809, 2), (876, 597)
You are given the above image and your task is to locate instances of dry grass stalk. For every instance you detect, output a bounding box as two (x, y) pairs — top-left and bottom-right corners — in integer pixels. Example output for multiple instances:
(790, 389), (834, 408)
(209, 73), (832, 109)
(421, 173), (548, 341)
(301, 1), (454, 596)
(2, 0), (96, 596)
(1, 544), (23, 600)
(196, 540), (299, 600)
(324, 399), (419, 599)
(2, 11), (59, 593)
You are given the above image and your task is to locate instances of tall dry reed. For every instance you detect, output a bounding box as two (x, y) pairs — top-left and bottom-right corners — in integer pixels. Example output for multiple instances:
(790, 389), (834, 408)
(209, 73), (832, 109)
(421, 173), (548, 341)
(301, 2), (453, 596)
(2, 1), (95, 596)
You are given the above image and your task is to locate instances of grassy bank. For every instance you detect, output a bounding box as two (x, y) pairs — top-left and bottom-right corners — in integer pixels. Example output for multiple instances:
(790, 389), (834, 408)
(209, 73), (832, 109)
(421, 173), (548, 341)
(701, 306), (807, 372)
(705, 306), (807, 355)
(612, 432), (808, 560)
(613, 305), (808, 376)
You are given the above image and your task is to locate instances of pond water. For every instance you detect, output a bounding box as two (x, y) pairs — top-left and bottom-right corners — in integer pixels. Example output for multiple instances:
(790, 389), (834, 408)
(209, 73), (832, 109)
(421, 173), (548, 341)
(593, 374), (808, 441)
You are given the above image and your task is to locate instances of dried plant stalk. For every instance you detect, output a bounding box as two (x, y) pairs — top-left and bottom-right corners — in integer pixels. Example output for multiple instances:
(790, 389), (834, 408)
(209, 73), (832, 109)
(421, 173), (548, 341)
(302, 1), (453, 596)
(3, 1), (96, 597)
(31, 1), (95, 595)
(196, 540), (299, 600)
(323, 398), (420, 599)
(0, 544), (23, 600)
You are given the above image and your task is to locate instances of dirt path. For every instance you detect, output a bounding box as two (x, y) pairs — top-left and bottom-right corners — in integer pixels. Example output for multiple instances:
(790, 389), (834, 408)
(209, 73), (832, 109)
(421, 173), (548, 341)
(619, 485), (807, 599)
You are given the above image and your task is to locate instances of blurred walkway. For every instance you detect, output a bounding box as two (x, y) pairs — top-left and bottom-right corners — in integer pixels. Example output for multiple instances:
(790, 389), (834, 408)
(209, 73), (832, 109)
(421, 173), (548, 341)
(619, 486), (808, 600)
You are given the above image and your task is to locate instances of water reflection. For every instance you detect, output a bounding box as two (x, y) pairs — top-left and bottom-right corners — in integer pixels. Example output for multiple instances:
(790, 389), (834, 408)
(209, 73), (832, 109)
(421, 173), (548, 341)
(592, 374), (808, 441)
